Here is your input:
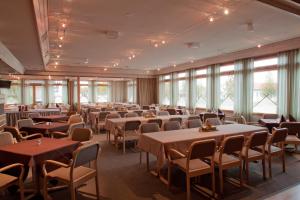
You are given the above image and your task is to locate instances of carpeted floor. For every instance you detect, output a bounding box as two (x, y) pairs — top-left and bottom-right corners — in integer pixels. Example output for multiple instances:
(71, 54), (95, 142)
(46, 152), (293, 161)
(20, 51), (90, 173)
(3, 133), (300, 200)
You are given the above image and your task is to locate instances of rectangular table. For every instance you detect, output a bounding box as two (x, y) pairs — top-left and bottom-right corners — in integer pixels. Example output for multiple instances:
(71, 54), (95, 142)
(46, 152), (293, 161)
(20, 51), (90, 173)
(20, 122), (69, 136)
(32, 115), (69, 122)
(0, 138), (79, 196)
(258, 118), (280, 133)
(138, 124), (267, 170)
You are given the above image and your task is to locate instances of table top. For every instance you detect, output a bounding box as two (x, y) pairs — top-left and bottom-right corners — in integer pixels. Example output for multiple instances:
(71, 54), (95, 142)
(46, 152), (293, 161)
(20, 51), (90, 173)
(259, 118), (280, 124)
(141, 124), (267, 144)
(24, 122), (69, 130)
(107, 115), (188, 123)
(0, 138), (79, 157)
(33, 114), (67, 119)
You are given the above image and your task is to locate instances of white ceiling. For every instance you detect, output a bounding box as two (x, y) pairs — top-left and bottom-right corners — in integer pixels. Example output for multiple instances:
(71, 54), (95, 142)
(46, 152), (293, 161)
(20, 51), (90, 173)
(47, 0), (300, 71)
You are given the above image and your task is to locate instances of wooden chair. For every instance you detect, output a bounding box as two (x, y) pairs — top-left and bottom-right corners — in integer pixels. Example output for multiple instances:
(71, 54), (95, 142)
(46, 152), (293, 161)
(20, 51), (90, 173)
(280, 122), (300, 151)
(187, 115), (200, 120)
(157, 111), (170, 116)
(17, 119), (34, 130)
(214, 135), (244, 194)
(42, 142), (101, 200)
(264, 127), (287, 178)
(164, 121), (181, 131)
(140, 123), (160, 166)
(262, 114), (278, 119)
(118, 111), (128, 118)
(240, 115), (261, 126)
(203, 113), (217, 123)
(125, 112), (139, 118)
(187, 119), (202, 128)
(169, 117), (182, 125)
(70, 128), (93, 144)
(105, 113), (121, 143)
(167, 108), (177, 115)
(0, 132), (15, 146)
(133, 110), (143, 116)
(96, 111), (110, 133)
(168, 139), (216, 200)
(3, 126), (43, 143)
(147, 119), (163, 129)
(0, 163), (24, 200)
(205, 118), (222, 126)
(142, 105), (150, 110)
(67, 114), (84, 125)
(241, 131), (268, 182)
(115, 120), (141, 153)
(51, 122), (85, 139)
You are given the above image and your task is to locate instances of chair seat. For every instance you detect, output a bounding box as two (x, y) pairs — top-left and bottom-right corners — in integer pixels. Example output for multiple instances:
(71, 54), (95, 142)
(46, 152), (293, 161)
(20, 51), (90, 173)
(173, 158), (211, 173)
(214, 152), (240, 165)
(241, 147), (263, 159)
(265, 145), (282, 154)
(0, 173), (18, 187)
(47, 166), (96, 183)
(285, 135), (300, 144)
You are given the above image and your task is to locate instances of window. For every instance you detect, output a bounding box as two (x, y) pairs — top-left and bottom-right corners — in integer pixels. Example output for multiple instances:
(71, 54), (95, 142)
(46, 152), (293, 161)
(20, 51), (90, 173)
(48, 80), (68, 103)
(24, 80), (46, 105)
(174, 72), (189, 107)
(127, 80), (136, 103)
(194, 69), (207, 108)
(95, 81), (111, 102)
(159, 75), (172, 105)
(0, 80), (21, 104)
(219, 64), (234, 110)
(253, 57), (278, 114)
(74, 81), (93, 104)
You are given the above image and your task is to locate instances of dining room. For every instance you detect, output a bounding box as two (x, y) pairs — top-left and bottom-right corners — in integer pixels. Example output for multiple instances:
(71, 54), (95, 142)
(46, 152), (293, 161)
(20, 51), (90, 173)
(1, 0), (300, 200)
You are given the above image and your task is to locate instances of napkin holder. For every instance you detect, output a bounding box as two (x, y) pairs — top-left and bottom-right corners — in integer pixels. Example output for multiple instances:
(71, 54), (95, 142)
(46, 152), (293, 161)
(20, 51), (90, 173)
(200, 125), (217, 132)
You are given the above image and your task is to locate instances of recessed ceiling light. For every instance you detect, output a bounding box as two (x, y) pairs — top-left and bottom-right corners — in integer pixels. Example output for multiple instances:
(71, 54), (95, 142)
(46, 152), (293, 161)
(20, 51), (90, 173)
(56, 55), (60, 58)
(224, 8), (229, 15)
(157, 68), (160, 71)
(58, 44), (62, 48)
(54, 65), (57, 69)
(59, 36), (64, 40)
(128, 56), (132, 60)
(55, 62), (58, 65)
(48, 75), (51, 80)
(154, 43), (159, 48)
(104, 68), (108, 71)
(173, 64), (176, 67)
(62, 23), (66, 28)
(190, 60), (194, 63)
(161, 40), (166, 44)
(209, 17), (214, 22)
(132, 54), (135, 58)
(146, 70), (150, 74)
(257, 44), (262, 48)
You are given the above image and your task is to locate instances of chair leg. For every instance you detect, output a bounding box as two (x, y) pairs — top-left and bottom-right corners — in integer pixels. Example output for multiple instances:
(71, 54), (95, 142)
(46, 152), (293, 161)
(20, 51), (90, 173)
(19, 180), (24, 200)
(239, 161), (243, 187)
(146, 152), (149, 171)
(186, 174), (190, 200)
(282, 152), (286, 173)
(212, 169), (215, 198)
(43, 177), (48, 200)
(139, 152), (142, 165)
(167, 163), (172, 189)
(123, 136), (126, 154)
(245, 160), (249, 182)
(219, 167), (223, 195)
(95, 175), (100, 200)
(268, 156), (272, 178)
(70, 185), (76, 200)
(262, 158), (266, 180)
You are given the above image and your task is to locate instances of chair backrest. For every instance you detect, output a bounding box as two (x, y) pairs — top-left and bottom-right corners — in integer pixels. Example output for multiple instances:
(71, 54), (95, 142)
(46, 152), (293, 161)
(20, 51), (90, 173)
(125, 112), (139, 118)
(262, 114), (278, 119)
(99, 111), (110, 121)
(124, 120), (141, 131)
(169, 117), (182, 125)
(240, 115), (247, 124)
(289, 114), (297, 122)
(142, 105), (150, 110)
(221, 135), (244, 154)
(68, 114), (83, 125)
(157, 111), (170, 116)
(133, 110), (143, 116)
(72, 142), (101, 168)
(248, 131), (268, 148)
(167, 108), (177, 115)
(280, 122), (300, 136)
(270, 127), (288, 144)
(164, 121), (181, 131)
(141, 123), (160, 133)
(118, 111), (128, 118)
(71, 128), (93, 142)
(0, 132), (15, 146)
(28, 112), (40, 119)
(187, 119), (202, 128)
(188, 115), (200, 120)
(106, 113), (121, 119)
(203, 113), (217, 122)
(3, 126), (22, 142)
(147, 119), (163, 128)
(205, 118), (222, 126)
(188, 139), (216, 160)
(17, 119), (34, 129)
(68, 122), (85, 135)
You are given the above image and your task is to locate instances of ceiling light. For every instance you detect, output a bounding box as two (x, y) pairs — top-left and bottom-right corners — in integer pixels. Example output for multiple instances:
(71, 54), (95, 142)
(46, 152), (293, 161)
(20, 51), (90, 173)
(146, 70), (150, 74)
(54, 65), (57, 69)
(84, 58), (89, 64)
(55, 62), (58, 65)
(173, 64), (176, 67)
(48, 75), (51, 80)
(154, 43), (158, 48)
(132, 54), (135, 58)
(161, 40), (166, 44)
(59, 36), (64, 40)
(209, 17), (214, 22)
(56, 55), (60, 58)
(128, 56), (132, 60)
(224, 8), (229, 15)
(104, 68), (108, 71)
(190, 60), (194, 63)
(257, 44), (262, 48)
(58, 44), (62, 48)
(62, 23), (66, 28)
(157, 68), (160, 71)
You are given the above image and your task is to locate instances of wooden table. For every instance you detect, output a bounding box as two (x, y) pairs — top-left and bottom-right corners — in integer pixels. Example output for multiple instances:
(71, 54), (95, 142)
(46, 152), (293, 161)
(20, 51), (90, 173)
(138, 124), (267, 170)
(258, 118), (280, 133)
(32, 115), (69, 122)
(199, 112), (225, 122)
(20, 122), (69, 136)
(0, 138), (79, 198)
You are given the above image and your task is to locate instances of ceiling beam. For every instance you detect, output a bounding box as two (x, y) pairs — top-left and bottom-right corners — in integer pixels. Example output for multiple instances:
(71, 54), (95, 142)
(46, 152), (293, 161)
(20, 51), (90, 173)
(0, 41), (25, 74)
(258, 0), (300, 16)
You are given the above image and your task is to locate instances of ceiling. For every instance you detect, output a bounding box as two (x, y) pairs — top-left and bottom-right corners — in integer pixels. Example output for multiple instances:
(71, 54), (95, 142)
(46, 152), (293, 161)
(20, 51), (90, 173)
(1, 0), (300, 76)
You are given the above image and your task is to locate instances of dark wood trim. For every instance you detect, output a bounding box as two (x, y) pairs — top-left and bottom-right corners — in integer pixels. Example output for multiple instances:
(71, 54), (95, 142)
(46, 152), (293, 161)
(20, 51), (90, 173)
(258, 0), (300, 16)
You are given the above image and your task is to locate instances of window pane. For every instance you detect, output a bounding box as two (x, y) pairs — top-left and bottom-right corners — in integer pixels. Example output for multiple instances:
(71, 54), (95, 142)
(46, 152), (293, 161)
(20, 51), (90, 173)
(196, 69), (207, 75)
(254, 57), (278, 68)
(176, 80), (188, 106)
(219, 75), (234, 110)
(48, 80), (67, 103)
(127, 80), (136, 103)
(95, 82), (110, 102)
(253, 70), (278, 113)
(160, 81), (171, 105)
(0, 80), (21, 104)
(220, 64), (234, 72)
(195, 78), (207, 108)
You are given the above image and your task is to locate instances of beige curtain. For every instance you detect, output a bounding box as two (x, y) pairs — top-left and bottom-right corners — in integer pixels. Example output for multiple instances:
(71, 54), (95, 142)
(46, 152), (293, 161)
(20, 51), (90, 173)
(67, 80), (74, 106)
(111, 81), (127, 102)
(136, 78), (157, 105)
